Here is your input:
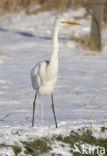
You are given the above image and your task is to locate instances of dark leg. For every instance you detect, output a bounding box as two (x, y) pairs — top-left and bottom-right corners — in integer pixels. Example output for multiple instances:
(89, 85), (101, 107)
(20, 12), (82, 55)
(32, 92), (38, 127)
(51, 94), (58, 128)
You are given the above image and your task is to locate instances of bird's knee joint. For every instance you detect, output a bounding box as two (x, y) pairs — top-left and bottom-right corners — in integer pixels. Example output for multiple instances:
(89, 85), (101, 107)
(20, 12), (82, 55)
(33, 101), (36, 106)
(52, 103), (54, 109)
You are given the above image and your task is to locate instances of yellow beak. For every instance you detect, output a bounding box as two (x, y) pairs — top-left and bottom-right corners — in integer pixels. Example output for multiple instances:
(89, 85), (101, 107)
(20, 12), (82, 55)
(62, 21), (80, 25)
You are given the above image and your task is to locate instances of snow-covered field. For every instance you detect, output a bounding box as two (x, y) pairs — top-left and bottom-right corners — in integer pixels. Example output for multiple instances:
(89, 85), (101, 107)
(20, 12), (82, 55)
(0, 8), (107, 155)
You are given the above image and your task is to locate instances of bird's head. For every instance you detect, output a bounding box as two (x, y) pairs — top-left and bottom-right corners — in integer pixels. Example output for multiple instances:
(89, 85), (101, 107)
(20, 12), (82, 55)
(55, 16), (80, 26)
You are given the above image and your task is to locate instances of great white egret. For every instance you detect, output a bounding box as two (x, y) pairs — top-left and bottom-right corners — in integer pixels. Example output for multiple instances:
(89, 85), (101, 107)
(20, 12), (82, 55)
(31, 17), (80, 128)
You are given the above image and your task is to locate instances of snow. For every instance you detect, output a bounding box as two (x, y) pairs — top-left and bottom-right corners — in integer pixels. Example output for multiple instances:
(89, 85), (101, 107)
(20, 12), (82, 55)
(0, 8), (107, 155)
(51, 141), (72, 156)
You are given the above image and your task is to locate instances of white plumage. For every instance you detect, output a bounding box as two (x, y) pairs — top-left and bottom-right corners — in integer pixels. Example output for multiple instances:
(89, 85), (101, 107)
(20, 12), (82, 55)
(31, 60), (57, 96)
(31, 17), (80, 128)
(31, 17), (60, 96)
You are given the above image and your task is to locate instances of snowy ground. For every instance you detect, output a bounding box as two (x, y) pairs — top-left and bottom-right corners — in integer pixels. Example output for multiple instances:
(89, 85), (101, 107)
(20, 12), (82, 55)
(0, 8), (107, 155)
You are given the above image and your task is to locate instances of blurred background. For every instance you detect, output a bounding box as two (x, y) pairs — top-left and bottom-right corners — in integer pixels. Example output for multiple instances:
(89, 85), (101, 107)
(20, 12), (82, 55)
(0, 0), (106, 23)
(0, 0), (107, 51)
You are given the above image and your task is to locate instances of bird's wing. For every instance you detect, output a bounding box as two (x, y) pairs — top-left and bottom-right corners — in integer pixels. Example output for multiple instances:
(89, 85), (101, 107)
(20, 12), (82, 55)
(31, 64), (42, 90)
(31, 60), (57, 91)
(38, 61), (49, 80)
(31, 61), (49, 90)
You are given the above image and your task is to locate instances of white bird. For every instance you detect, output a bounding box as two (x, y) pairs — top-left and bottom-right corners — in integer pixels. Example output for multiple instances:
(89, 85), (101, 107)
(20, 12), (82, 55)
(31, 17), (80, 128)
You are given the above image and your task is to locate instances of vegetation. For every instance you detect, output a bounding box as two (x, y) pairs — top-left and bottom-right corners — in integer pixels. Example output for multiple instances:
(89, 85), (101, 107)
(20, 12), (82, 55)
(0, 126), (106, 156)
(101, 126), (107, 132)
(52, 127), (107, 155)
(11, 145), (22, 156)
(0, 0), (107, 23)
(22, 137), (51, 155)
(0, 144), (22, 156)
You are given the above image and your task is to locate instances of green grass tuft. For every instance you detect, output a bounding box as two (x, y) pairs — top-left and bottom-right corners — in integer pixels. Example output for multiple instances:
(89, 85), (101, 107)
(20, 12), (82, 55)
(101, 126), (107, 132)
(52, 127), (107, 155)
(0, 126), (107, 156)
(12, 145), (22, 156)
(22, 137), (51, 156)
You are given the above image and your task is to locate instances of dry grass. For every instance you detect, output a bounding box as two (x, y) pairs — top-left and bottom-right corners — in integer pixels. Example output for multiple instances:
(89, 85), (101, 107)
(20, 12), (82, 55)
(0, 51), (11, 57)
(72, 33), (105, 53)
(0, 1), (97, 13)
(70, 31), (91, 52)
(71, 32), (103, 53)
(77, 34), (91, 51)
(0, 0), (106, 23)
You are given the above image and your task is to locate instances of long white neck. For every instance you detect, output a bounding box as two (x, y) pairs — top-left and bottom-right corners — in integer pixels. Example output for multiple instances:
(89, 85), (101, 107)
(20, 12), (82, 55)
(52, 20), (59, 57)
(48, 19), (60, 70)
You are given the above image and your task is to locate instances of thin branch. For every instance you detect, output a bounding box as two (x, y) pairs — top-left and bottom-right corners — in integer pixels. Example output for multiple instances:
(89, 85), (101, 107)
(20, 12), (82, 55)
(0, 114), (10, 121)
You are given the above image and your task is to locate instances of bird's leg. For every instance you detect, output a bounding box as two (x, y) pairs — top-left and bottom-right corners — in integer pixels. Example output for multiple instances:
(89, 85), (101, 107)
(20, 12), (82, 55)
(32, 92), (37, 127)
(51, 94), (58, 128)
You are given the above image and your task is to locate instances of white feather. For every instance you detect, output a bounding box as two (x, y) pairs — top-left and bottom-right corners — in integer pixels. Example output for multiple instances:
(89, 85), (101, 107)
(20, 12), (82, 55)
(31, 17), (61, 96)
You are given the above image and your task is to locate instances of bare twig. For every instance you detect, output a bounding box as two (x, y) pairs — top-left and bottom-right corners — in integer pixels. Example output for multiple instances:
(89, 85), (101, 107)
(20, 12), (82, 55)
(0, 114), (10, 121)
